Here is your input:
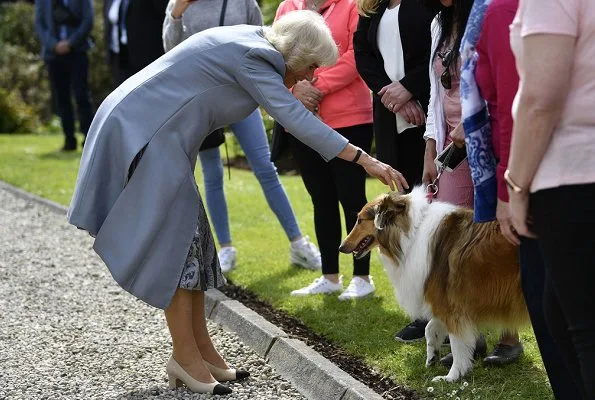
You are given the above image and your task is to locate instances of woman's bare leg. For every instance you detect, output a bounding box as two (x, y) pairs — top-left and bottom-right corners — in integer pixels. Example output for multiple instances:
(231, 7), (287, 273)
(191, 290), (229, 369)
(165, 288), (216, 382)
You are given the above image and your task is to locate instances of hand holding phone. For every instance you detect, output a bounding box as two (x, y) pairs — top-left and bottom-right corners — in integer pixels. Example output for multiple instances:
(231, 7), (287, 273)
(434, 142), (467, 172)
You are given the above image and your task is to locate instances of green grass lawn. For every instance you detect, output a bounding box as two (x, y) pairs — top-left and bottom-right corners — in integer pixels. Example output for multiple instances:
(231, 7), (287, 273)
(0, 133), (554, 400)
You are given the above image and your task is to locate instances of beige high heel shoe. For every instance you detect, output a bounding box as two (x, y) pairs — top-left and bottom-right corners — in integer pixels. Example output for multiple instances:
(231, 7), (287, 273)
(166, 356), (232, 395)
(204, 360), (250, 382)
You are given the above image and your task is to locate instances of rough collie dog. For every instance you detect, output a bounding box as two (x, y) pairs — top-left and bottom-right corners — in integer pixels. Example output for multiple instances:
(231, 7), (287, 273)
(339, 187), (528, 382)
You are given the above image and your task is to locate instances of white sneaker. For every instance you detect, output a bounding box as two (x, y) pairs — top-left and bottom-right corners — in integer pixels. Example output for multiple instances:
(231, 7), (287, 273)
(218, 247), (237, 273)
(338, 276), (375, 301)
(290, 236), (322, 270)
(290, 276), (343, 296)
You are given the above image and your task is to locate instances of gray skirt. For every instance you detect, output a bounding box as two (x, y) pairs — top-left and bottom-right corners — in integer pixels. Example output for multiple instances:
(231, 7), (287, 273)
(128, 148), (225, 291)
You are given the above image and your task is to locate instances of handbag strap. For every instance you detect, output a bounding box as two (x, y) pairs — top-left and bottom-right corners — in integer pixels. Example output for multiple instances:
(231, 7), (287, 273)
(219, 0), (228, 26)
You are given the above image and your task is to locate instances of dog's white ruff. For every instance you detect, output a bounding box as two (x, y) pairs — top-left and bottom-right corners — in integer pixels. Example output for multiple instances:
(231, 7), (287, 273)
(378, 187), (456, 321)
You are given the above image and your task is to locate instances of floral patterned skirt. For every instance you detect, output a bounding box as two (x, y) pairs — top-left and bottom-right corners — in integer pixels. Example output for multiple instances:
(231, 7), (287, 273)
(179, 198), (225, 291)
(128, 147), (225, 291)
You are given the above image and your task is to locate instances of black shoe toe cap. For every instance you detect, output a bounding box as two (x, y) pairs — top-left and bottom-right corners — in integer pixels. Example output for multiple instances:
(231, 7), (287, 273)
(213, 384), (232, 395)
(235, 369), (250, 380)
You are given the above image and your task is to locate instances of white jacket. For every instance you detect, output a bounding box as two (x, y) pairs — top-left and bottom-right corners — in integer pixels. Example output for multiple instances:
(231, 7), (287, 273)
(423, 16), (448, 153)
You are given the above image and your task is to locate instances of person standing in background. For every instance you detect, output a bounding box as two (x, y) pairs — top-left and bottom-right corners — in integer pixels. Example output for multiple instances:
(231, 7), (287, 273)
(35, 0), (94, 151)
(353, 0), (434, 341)
(104, 0), (168, 86)
(508, 0), (595, 397)
(104, 0), (132, 86)
(276, 0), (376, 300)
(163, 0), (324, 274)
(123, 0), (169, 77)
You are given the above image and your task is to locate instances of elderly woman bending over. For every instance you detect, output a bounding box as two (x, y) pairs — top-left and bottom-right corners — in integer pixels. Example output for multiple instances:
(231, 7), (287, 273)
(67, 10), (407, 396)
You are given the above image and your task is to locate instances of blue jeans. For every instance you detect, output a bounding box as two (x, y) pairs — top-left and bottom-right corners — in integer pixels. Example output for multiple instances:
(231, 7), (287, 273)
(199, 109), (301, 245)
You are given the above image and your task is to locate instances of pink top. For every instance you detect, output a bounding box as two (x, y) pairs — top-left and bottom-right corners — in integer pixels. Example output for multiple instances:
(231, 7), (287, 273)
(433, 52), (461, 130)
(511, 0), (595, 192)
(433, 52), (473, 209)
(275, 0), (373, 129)
(475, 0), (519, 202)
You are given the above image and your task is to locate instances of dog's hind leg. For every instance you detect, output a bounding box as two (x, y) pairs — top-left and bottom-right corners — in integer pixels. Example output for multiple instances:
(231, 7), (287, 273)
(425, 318), (448, 367)
(432, 326), (475, 382)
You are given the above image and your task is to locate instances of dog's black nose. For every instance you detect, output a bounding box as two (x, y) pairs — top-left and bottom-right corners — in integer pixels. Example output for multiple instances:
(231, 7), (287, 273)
(338, 243), (349, 253)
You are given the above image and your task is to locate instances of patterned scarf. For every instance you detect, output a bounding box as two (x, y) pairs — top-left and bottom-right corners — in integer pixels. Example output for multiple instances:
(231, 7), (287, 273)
(459, 0), (496, 222)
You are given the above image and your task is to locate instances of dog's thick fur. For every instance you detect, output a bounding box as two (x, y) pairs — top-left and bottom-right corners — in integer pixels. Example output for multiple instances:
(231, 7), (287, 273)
(339, 187), (529, 382)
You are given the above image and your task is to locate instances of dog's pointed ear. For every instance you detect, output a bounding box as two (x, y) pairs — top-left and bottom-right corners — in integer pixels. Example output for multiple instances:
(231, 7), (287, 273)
(374, 193), (407, 230)
(374, 206), (391, 231)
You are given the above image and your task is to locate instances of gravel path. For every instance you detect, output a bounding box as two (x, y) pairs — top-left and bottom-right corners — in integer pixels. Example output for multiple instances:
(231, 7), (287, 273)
(0, 186), (305, 400)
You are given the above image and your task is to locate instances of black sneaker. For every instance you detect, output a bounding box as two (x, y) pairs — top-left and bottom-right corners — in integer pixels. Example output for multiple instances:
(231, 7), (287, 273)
(483, 342), (523, 366)
(440, 334), (488, 367)
(394, 319), (428, 343)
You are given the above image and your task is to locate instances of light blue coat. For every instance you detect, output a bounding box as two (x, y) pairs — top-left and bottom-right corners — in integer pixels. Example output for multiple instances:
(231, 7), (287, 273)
(67, 25), (348, 309)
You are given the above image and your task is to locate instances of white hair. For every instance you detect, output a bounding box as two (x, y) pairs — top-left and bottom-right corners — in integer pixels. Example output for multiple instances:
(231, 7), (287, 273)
(264, 10), (338, 72)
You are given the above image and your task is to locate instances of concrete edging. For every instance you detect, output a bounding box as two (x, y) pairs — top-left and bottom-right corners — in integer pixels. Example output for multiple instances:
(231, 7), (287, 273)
(205, 290), (384, 400)
(0, 180), (68, 216)
(0, 180), (385, 400)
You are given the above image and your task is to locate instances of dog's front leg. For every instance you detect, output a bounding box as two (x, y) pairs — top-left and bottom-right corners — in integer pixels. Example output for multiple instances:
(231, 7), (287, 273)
(432, 327), (475, 382)
(425, 318), (447, 367)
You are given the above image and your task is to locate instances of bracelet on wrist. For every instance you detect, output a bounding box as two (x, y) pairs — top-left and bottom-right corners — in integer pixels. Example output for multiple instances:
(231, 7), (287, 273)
(504, 169), (526, 194)
(352, 148), (363, 163)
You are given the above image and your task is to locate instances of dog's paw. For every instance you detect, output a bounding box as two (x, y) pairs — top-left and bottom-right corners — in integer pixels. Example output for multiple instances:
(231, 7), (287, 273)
(425, 357), (436, 367)
(431, 375), (449, 382)
(431, 374), (459, 383)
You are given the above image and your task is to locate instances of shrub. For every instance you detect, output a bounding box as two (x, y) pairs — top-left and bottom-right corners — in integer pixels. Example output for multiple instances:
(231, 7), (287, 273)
(0, 0), (113, 130)
(87, 0), (113, 106)
(0, 2), (40, 55)
(0, 42), (52, 123)
(0, 87), (41, 133)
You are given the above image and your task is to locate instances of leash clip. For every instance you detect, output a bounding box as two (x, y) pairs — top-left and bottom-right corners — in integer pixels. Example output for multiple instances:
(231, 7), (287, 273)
(426, 180), (439, 203)
(425, 166), (444, 204)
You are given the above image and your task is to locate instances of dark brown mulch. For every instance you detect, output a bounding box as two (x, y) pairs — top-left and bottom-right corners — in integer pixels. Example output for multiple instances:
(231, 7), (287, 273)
(220, 280), (419, 400)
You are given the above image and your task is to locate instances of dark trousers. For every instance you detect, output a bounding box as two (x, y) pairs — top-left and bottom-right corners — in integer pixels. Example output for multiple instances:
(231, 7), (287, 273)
(109, 47), (133, 87)
(46, 52), (93, 145)
(373, 101), (426, 188)
(520, 238), (582, 400)
(288, 124), (373, 276)
(531, 183), (595, 399)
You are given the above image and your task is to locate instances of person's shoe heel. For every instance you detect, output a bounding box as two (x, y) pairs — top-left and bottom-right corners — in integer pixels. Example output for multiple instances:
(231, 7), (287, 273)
(168, 375), (182, 389)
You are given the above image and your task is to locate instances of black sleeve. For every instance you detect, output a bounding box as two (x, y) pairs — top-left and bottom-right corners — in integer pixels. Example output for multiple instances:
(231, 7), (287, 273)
(152, 0), (169, 14)
(399, 4), (434, 102)
(399, 63), (430, 102)
(353, 14), (392, 95)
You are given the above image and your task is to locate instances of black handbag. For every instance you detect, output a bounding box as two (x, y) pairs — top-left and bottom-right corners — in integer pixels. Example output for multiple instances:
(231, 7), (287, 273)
(199, 128), (225, 151)
(270, 121), (291, 162)
(52, 0), (80, 26)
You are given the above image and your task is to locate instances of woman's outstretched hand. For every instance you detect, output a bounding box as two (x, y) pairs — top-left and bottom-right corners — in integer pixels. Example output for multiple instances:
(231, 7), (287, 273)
(337, 145), (409, 192)
(359, 153), (409, 192)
